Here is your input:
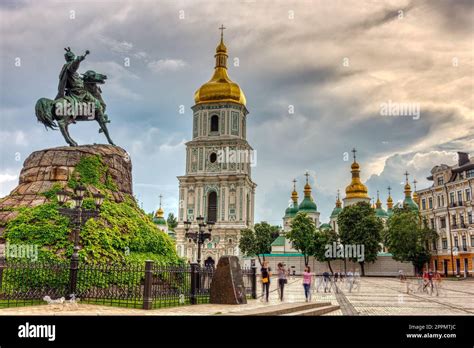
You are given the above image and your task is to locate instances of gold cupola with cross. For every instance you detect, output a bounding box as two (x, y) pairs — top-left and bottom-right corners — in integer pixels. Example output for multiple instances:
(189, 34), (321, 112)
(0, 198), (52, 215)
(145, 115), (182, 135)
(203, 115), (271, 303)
(344, 148), (371, 206)
(194, 25), (246, 106)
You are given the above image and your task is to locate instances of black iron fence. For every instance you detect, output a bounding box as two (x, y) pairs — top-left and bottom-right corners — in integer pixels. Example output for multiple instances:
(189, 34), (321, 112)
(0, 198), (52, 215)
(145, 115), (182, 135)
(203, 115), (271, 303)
(0, 258), (257, 310)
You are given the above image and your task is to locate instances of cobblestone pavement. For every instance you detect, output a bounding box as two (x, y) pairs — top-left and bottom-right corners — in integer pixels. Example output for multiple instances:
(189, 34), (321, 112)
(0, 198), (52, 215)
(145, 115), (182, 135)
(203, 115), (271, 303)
(0, 277), (472, 316)
(337, 277), (474, 316)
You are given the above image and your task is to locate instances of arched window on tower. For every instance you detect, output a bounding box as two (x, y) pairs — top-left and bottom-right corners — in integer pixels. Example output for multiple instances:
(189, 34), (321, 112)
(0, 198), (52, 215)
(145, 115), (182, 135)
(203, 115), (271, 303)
(210, 115), (219, 132)
(207, 191), (217, 223)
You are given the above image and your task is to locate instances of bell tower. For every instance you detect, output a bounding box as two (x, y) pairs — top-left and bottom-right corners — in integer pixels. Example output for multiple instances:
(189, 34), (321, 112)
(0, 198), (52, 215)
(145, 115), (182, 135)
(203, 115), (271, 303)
(175, 27), (256, 263)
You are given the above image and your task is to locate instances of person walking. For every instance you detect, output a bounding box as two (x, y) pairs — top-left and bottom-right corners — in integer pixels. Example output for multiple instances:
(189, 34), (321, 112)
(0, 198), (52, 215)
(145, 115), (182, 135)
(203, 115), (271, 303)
(261, 261), (272, 302)
(322, 270), (331, 293)
(277, 262), (287, 301)
(302, 266), (312, 302)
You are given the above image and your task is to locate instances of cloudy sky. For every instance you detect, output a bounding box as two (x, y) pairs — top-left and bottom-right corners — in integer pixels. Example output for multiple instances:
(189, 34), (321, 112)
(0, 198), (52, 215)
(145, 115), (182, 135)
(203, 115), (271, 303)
(0, 0), (473, 225)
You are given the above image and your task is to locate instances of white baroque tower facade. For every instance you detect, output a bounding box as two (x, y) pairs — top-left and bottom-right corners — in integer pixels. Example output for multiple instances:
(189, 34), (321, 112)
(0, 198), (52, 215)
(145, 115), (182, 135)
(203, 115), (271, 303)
(175, 29), (256, 264)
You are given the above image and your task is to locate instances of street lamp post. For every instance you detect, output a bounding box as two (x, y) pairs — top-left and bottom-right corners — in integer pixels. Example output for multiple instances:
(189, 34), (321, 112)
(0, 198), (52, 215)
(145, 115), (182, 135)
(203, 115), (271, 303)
(56, 186), (105, 298)
(184, 216), (214, 266)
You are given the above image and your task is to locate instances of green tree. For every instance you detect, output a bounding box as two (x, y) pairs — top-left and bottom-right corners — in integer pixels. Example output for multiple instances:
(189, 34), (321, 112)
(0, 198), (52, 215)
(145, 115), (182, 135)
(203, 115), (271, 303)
(167, 213), (178, 230)
(239, 222), (279, 266)
(337, 202), (383, 276)
(287, 213), (317, 266)
(313, 228), (339, 274)
(384, 206), (437, 274)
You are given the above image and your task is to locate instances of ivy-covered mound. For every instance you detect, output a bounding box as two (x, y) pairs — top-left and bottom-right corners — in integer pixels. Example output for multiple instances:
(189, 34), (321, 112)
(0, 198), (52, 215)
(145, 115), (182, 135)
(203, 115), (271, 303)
(0, 145), (180, 266)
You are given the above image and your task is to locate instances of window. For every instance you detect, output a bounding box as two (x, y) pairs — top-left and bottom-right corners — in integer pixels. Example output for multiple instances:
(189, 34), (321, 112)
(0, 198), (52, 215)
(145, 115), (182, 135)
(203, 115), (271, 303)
(460, 214), (465, 227)
(459, 172), (464, 180)
(471, 235), (474, 247)
(210, 115), (219, 132)
(462, 236), (467, 248)
(441, 195), (445, 207)
(209, 152), (217, 163)
(469, 212), (473, 224)
(442, 238), (448, 249)
(228, 238), (232, 244)
(432, 240), (437, 251)
(437, 195), (441, 208)
(452, 215), (457, 227)
(467, 169), (474, 178)
(437, 176), (444, 185)
(207, 191), (217, 223)
(430, 218), (435, 229)
(422, 199), (426, 210)
(466, 189), (471, 202)
(454, 236), (459, 248)
(440, 217), (446, 228)
(450, 192), (455, 205)
(428, 197), (433, 209)
(457, 191), (463, 205)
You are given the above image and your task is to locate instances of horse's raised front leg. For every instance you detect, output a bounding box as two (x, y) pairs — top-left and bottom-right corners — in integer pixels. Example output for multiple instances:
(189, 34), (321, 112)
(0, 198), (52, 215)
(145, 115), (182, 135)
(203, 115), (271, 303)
(97, 116), (115, 146)
(58, 119), (78, 147)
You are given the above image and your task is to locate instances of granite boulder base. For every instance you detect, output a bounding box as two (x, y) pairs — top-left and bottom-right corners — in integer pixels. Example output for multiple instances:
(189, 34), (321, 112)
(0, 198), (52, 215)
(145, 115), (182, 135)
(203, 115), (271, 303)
(0, 145), (132, 229)
(209, 255), (247, 305)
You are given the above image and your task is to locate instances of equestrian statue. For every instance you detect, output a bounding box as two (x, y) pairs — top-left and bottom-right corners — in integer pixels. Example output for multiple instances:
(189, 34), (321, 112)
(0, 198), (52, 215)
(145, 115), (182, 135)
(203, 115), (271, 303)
(35, 47), (115, 146)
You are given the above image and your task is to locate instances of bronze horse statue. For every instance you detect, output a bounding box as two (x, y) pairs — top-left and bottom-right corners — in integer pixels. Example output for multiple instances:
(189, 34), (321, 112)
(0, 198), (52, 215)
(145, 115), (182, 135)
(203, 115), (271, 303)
(35, 48), (115, 147)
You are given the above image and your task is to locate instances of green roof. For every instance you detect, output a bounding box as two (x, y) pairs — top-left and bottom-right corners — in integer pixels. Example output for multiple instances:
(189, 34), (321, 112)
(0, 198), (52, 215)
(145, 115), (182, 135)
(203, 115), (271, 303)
(375, 207), (388, 218)
(153, 217), (167, 225)
(298, 197), (317, 212)
(320, 223), (331, 230)
(271, 235), (286, 247)
(330, 206), (342, 218)
(284, 202), (299, 218)
(403, 197), (419, 211)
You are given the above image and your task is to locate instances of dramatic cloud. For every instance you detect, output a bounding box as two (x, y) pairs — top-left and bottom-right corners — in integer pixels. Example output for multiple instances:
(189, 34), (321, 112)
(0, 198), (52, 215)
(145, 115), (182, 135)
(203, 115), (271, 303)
(0, 0), (472, 223)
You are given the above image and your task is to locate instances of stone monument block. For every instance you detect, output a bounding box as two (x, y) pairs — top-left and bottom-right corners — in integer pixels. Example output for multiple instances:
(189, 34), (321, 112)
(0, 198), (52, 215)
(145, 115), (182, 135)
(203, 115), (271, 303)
(210, 255), (247, 305)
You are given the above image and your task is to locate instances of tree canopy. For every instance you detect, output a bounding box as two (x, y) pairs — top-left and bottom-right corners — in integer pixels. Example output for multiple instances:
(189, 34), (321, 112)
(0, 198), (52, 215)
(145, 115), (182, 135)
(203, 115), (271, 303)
(239, 221), (280, 265)
(384, 206), (437, 274)
(286, 212), (317, 266)
(337, 202), (383, 275)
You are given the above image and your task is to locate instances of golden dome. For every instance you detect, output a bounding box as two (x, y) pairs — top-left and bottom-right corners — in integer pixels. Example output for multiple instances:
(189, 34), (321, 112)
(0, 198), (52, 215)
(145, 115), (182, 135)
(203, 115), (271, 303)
(335, 194), (342, 208)
(291, 179), (298, 203)
(345, 160), (369, 199)
(194, 34), (246, 106)
(404, 182), (411, 197)
(155, 206), (164, 218)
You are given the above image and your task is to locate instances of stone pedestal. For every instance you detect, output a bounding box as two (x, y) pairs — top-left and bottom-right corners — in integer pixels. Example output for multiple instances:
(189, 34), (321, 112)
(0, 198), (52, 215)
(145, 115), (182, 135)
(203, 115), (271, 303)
(0, 145), (132, 230)
(209, 255), (247, 305)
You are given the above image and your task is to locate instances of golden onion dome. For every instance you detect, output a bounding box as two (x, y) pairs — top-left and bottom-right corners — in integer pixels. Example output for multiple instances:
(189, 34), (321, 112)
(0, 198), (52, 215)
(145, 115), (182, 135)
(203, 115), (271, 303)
(404, 182), (411, 196)
(194, 33), (246, 106)
(345, 160), (369, 199)
(155, 207), (164, 218)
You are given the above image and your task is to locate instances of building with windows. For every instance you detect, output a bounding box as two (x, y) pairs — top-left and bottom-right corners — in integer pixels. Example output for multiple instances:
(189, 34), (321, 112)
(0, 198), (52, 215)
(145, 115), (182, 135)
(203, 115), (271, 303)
(175, 29), (256, 264)
(416, 152), (474, 277)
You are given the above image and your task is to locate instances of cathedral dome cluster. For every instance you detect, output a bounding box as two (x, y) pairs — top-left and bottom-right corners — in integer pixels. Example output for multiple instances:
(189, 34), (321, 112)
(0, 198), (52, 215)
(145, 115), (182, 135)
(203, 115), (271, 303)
(194, 31), (246, 106)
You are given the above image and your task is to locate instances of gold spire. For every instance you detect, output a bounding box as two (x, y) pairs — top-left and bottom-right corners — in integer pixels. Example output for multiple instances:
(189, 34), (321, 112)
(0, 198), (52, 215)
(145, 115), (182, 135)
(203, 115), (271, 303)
(336, 189), (342, 208)
(412, 178), (419, 204)
(304, 172), (312, 197)
(376, 190), (382, 208)
(404, 171), (412, 198)
(155, 194), (164, 218)
(194, 25), (246, 106)
(291, 178), (298, 203)
(387, 186), (393, 209)
(345, 148), (369, 199)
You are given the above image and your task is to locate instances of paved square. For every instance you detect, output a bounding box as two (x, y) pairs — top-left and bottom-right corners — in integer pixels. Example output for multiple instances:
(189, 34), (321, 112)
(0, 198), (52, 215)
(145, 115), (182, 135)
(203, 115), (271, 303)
(0, 277), (472, 315)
